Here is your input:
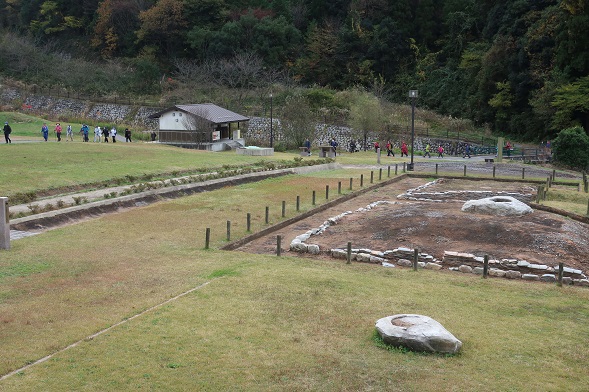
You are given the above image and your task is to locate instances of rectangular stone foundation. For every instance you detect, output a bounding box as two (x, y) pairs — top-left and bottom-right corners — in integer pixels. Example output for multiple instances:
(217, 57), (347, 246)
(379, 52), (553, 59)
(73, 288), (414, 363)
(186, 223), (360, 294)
(236, 148), (274, 156)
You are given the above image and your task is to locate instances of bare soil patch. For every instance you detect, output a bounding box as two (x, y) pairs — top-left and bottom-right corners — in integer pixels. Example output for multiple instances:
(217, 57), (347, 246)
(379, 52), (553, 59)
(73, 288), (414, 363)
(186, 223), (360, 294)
(237, 178), (589, 271)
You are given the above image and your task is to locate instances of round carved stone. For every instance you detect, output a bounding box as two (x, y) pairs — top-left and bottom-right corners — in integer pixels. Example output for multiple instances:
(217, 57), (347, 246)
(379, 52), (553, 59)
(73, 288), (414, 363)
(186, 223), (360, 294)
(375, 314), (462, 354)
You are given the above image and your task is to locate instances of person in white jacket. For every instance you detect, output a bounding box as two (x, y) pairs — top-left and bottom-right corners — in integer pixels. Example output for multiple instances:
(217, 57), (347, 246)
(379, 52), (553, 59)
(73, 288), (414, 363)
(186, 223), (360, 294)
(110, 126), (117, 143)
(94, 126), (102, 142)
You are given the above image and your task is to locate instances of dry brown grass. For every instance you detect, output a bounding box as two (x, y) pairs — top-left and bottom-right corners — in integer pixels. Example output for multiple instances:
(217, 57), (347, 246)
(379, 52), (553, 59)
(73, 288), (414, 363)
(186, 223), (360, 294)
(1, 171), (589, 391)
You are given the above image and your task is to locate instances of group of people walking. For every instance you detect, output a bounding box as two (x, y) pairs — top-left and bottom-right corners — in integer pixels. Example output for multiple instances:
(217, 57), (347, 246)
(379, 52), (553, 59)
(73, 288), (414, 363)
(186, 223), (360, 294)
(372, 140), (446, 158)
(39, 123), (132, 143)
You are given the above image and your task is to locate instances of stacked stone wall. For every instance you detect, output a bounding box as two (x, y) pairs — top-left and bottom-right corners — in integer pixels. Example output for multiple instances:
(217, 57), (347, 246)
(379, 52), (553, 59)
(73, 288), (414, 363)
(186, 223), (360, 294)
(289, 200), (589, 287)
(0, 85), (160, 128)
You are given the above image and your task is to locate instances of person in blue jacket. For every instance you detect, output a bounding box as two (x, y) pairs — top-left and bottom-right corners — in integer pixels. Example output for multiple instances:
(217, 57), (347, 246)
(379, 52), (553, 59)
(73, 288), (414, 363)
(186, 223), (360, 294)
(41, 123), (49, 141)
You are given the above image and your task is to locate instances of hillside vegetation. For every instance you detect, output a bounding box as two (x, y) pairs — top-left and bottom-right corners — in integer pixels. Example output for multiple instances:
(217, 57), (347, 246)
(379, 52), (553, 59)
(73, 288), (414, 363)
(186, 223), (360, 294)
(1, 1), (589, 142)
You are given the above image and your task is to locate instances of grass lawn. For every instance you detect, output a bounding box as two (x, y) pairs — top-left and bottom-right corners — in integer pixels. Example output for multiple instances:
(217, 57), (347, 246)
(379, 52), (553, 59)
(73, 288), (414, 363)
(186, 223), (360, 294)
(1, 111), (66, 139)
(0, 141), (307, 197)
(1, 172), (589, 391)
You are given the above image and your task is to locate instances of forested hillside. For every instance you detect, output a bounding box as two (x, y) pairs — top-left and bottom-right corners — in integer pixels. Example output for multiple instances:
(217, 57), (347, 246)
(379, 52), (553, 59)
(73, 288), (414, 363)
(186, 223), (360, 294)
(1, 0), (588, 141)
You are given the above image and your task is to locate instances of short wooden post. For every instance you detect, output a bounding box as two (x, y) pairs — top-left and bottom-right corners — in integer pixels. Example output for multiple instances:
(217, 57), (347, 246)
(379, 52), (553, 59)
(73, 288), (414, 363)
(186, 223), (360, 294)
(0, 197), (9, 250)
(483, 255), (489, 278)
(276, 235), (281, 257)
(281, 201), (286, 217)
(435, 163), (438, 176)
(265, 206), (269, 224)
(312, 190), (316, 205)
(379, 168), (382, 181)
(586, 199), (589, 216)
(463, 165), (467, 177)
(247, 213), (251, 232)
(338, 181), (342, 194)
(370, 171), (374, 184)
(226, 220), (231, 241)
(360, 174), (364, 187)
(346, 242), (352, 264)
(413, 249), (418, 271)
(395, 164), (398, 175)
(325, 185), (329, 199)
(205, 228), (210, 249)
(522, 167), (525, 180)
(536, 186), (542, 203)
(558, 262), (564, 287)
(403, 162), (406, 173)
(349, 177), (353, 190)
(492, 166), (496, 178)
(387, 165), (391, 177)
(553, 169), (556, 180)
(296, 196), (300, 211)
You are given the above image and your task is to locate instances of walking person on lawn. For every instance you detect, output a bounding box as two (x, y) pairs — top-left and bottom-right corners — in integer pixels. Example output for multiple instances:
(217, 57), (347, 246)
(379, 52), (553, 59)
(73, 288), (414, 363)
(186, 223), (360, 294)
(41, 123), (49, 141)
(3, 121), (12, 143)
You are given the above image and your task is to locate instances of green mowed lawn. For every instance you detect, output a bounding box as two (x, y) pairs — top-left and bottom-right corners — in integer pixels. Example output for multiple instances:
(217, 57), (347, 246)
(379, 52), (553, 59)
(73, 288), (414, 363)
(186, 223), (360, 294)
(0, 141), (306, 196)
(1, 173), (589, 391)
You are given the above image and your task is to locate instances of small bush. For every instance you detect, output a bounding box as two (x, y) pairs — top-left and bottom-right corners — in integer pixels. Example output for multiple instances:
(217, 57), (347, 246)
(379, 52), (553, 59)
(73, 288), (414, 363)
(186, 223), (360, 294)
(27, 204), (40, 214)
(43, 203), (56, 212)
(10, 191), (37, 205)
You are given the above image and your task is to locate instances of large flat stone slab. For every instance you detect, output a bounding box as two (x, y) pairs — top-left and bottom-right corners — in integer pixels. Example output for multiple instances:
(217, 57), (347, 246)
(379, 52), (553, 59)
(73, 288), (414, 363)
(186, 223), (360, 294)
(461, 196), (533, 216)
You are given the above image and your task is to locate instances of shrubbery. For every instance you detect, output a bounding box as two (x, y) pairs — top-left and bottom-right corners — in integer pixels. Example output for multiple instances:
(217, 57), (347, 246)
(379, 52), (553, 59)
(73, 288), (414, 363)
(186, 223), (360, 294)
(553, 127), (589, 170)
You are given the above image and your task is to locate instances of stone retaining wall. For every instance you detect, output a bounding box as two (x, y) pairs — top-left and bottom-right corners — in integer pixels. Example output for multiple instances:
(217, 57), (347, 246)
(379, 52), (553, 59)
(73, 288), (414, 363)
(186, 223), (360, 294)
(0, 85), (160, 128)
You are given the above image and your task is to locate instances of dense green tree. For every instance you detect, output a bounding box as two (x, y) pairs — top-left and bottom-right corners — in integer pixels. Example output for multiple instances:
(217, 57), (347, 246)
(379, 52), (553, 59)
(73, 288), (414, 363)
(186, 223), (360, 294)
(184, 0), (229, 30)
(294, 21), (342, 86)
(552, 126), (589, 170)
(552, 76), (589, 132)
(92, 0), (144, 58)
(136, 0), (187, 58)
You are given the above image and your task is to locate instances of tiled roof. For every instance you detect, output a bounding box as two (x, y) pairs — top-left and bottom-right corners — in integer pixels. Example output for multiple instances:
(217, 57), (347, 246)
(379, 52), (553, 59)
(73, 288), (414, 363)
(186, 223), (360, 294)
(149, 104), (249, 124)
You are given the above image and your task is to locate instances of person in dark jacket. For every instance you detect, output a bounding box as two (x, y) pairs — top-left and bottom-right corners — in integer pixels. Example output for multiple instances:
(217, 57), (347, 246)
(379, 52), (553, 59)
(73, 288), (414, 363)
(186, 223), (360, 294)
(3, 121), (12, 143)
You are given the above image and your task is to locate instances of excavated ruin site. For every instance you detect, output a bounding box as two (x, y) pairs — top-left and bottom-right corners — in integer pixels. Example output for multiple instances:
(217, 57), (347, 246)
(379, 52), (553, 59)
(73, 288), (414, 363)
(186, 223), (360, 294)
(237, 177), (589, 278)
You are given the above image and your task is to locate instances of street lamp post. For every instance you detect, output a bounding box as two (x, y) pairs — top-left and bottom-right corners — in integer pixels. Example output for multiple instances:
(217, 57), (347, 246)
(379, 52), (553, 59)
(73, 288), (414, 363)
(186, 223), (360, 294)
(270, 93), (274, 148)
(408, 90), (418, 171)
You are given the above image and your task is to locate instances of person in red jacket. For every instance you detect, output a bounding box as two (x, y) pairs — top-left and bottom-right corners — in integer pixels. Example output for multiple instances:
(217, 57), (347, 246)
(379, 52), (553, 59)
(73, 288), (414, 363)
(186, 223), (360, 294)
(54, 123), (62, 142)
(401, 141), (409, 157)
